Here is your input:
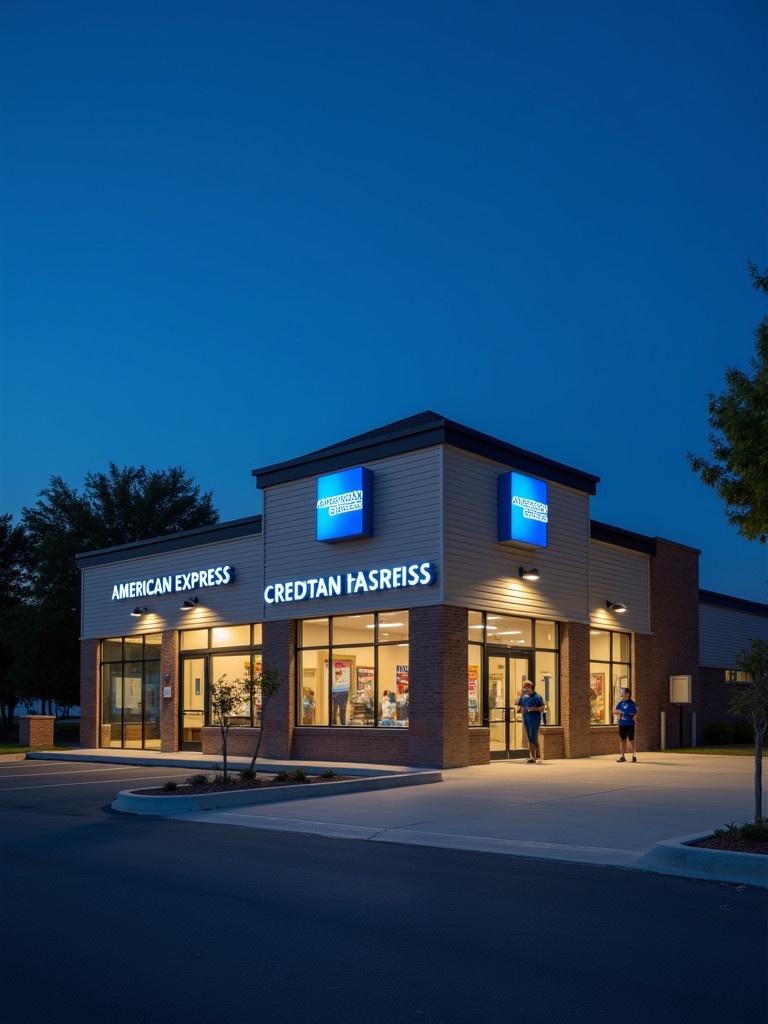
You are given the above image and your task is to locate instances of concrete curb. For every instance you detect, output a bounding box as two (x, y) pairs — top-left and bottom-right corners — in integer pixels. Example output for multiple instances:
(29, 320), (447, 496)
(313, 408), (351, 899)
(26, 751), (414, 778)
(112, 770), (442, 816)
(637, 832), (768, 888)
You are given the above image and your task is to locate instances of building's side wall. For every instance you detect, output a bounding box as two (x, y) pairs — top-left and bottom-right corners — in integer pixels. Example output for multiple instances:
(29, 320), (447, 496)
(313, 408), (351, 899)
(588, 540), (650, 635)
(262, 447), (444, 621)
(699, 604), (768, 667)
(443, 447), (590, 622)
(81, 533), (263, 639)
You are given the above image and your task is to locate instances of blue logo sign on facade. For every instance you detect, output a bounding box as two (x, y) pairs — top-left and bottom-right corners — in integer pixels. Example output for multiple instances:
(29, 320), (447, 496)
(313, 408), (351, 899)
(498, 472), (549, 547)
(316, 467), (373, 543)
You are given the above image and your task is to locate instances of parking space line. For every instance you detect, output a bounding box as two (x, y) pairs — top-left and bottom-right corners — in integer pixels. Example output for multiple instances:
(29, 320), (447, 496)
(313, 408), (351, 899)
(0, 766), (175, 779)
(0, 772), (190, 793)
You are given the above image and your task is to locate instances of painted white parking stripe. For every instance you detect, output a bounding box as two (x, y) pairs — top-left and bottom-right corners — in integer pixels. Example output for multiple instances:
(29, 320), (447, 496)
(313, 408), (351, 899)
(0, 773), (190, 793)
(0, 766), (170, 779)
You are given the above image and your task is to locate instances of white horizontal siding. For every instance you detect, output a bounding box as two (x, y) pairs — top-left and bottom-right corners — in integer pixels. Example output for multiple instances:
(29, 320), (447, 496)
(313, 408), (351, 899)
(443, 447), (590, 622)
(81, 534), (263, 639)
(699, 603), (768, 667)
(261, 447), (444, 619)
(589, 540), (650, 634)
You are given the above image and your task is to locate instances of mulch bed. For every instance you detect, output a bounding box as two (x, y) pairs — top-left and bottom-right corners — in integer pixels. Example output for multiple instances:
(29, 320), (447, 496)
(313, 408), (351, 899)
(139, 773), (351, 796)
(689, 835), (768, 855)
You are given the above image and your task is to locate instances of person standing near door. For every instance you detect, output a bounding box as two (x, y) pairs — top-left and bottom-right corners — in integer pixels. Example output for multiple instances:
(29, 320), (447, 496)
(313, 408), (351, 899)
(516, 680), (545, 763)
(613, 687), (638, 762)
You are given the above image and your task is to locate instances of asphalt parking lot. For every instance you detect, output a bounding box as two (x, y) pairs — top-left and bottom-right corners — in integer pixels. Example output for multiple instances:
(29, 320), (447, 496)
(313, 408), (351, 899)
(1, 758), (766, 1024)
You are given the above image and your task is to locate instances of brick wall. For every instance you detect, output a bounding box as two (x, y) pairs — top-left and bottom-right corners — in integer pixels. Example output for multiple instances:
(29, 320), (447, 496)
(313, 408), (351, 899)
(408, 605), (470, 767)
(160, 630), (179, 752)
(79, 638), (100, 748)
(540, 727), (565, 759)
(468, 728), (490, 765)
(260, 619), (296, 758)
(646, 540), (700, 749)
(293, 728), (410, 765)
(18, 716), (55, 748)
(560, 621), (591, 757)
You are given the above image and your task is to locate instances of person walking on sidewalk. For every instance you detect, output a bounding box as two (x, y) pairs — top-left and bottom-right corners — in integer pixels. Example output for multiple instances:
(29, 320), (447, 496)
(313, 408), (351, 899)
(614, 687), (638, 762)
(516, 680), (545, 763)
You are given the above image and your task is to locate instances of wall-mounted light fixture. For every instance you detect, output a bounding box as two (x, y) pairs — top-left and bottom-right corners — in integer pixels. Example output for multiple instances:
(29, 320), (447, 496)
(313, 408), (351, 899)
(518, 567), (540, 581)
(606, 600), (627, 614)
(180, 597), (199, 611)
(130, 606), (148, 617)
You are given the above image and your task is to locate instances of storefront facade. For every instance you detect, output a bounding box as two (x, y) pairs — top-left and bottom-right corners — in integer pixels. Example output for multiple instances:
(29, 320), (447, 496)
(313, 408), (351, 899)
(78, 412), (768, 767)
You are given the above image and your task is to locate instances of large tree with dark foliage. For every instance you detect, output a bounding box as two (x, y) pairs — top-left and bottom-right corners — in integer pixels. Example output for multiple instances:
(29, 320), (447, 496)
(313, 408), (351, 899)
(0, 515), (31, 733)
(16, 465), (218, 712)
(689, 263), (768, 543)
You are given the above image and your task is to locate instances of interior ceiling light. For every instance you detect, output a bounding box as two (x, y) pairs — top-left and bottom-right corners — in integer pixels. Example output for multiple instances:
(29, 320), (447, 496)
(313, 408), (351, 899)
(518, 567), (540, 581)
(606, 600), (627, 614)
(130, 606), (148, 617)
(180, 597), (200, 611)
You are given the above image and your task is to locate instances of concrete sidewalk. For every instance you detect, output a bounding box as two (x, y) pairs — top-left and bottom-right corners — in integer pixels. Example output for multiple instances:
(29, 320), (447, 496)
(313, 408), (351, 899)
(29, 748), (764, 883)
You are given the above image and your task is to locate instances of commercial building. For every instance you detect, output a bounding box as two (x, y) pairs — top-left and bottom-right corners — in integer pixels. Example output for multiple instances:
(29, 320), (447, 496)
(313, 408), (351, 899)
(78, 412), (768, 766)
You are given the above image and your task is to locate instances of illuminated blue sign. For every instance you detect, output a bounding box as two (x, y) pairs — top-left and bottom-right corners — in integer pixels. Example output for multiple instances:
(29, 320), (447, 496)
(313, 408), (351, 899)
(498, 472), (549, 547)
(316, 467), (372, 543)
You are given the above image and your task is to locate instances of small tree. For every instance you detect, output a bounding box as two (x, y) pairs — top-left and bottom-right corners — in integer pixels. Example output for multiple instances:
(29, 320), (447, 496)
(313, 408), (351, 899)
(209, 673), (250, 782)
(247, 667), (282, 772)
(729, 639), (768, 824)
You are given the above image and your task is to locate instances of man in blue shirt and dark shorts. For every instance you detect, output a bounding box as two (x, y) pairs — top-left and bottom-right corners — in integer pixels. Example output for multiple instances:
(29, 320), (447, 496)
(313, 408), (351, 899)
(516, 680), (545, 764)
(613, 687), (638, 762)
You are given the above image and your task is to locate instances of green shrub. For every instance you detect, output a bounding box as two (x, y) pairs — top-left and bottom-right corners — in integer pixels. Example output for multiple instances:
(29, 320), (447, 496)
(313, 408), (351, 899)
(239, 768), (256, 781)
(163, 781), (178, 792)
(289, 769), (308, 783)
(321, 769), (336, 779)
(188, 773), (209, 787)
(273, 770), (289, 783)
(714, 819), (768, 841)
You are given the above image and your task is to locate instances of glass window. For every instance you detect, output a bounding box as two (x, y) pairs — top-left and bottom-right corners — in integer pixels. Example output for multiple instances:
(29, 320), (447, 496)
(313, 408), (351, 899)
(102, 639), (123, 662)
(211, 625), (251, 648)
(297, 615), (408, 728)
(144, 633), (162, 658)
(612, 632), (631, 662)
(535, 620), (557, 649)
(211, 653), (253, 724)
(379, 644), (408, 727)
(301, 618), (329, 647)
(468, 645), (483, 726)
(181, 628), (209, 651)
(299, 650), (329, 726)
(252, 623), (263, 645)
(468, 610), (484, 640)
(124, 635), (143, 662)
(590, 629), (632, 725)
(377, 611), (409, 643)
(589, 630), (610, 661)
(488, 615), (532, 648)
(333, 614), (375, 645)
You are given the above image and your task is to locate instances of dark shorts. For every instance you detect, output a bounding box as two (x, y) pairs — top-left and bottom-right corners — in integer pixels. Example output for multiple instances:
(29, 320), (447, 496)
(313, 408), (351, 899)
(618, 723), (635, 740)
(524, 716), (541, 742)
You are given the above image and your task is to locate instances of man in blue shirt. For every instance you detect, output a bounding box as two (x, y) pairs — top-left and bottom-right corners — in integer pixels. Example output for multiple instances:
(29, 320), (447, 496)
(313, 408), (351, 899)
(516, 680), (545, 763)
(613, 687), (638, 762)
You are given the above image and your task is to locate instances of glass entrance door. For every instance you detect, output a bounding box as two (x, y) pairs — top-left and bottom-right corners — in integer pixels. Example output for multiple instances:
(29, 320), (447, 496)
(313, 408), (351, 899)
(488, 651), (532, 759)
(181, 657), (206, 750)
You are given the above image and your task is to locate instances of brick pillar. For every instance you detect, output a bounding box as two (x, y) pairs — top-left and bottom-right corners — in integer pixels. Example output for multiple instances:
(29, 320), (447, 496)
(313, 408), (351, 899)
(560, 621), (591, 758)
(408, 605), (469, 768)
(647, 540), (700, 749)
(80, 638), (100, 748)
(160, 630), (180, 752)
(260, 619), (296, 759)
(634, 632), (655, 750)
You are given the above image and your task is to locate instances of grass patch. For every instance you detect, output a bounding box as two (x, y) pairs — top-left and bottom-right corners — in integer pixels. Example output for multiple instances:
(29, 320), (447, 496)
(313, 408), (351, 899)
(0, 744), (72, 754)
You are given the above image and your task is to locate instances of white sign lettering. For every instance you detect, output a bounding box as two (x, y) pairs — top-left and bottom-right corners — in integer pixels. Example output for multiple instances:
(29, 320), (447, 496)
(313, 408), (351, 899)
(264, 561), (436, 605)
(111, 565), (233, 601)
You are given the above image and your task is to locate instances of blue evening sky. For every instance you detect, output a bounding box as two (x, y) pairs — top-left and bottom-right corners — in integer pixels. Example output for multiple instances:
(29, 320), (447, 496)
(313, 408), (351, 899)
(1, 2), (767, 600)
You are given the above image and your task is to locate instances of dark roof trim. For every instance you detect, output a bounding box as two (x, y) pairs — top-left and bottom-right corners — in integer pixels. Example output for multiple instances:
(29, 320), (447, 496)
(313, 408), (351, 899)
(252, 411), (600, 494)
(590, 521), (656, 555)
(76, 516), (262, 569)
(699, 589), (768, 618)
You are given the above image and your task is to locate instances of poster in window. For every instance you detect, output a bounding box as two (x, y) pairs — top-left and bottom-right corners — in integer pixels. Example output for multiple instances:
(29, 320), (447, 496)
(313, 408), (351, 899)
(468, 664), (479, 724)
(396, 665), (409, 694)
(590, 672), (605, 723)
(331, 659), (353, 694)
